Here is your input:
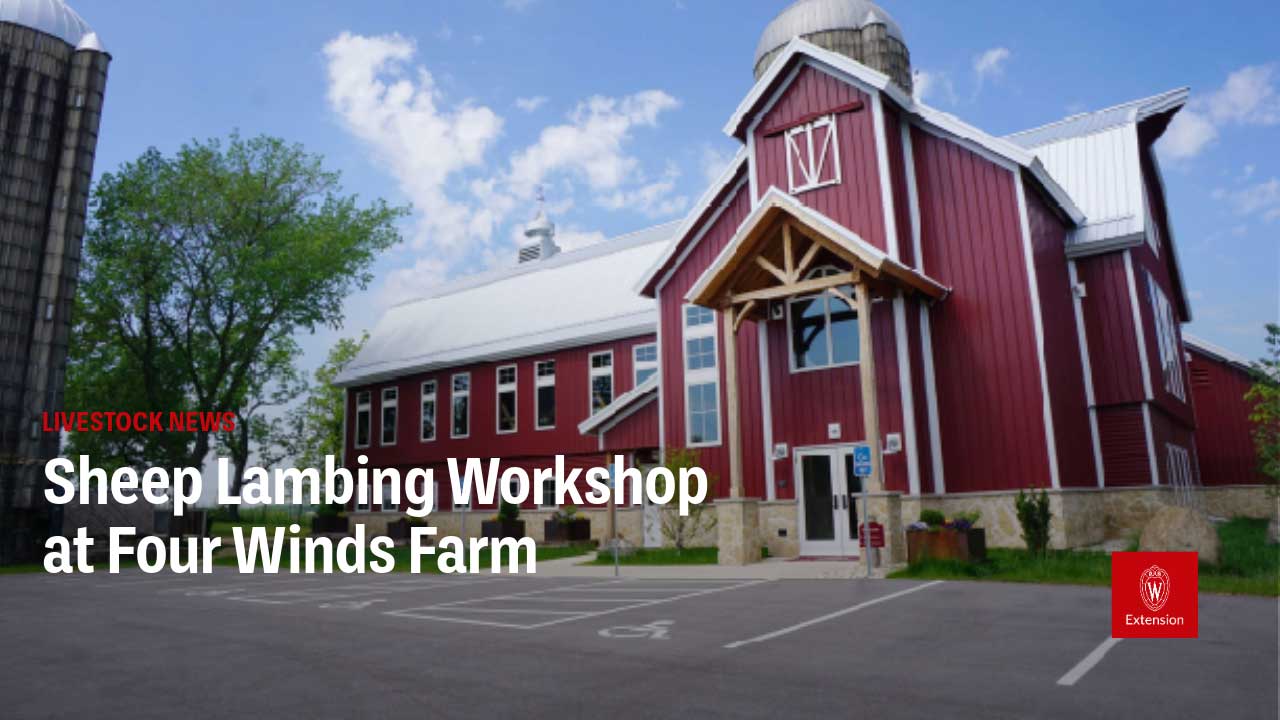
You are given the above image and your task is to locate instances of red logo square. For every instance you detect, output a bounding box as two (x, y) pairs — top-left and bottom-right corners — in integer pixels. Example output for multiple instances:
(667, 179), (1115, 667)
(1111, 552), (1198, 638)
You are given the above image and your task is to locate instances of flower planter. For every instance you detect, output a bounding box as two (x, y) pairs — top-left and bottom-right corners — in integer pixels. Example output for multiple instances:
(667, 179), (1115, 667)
(907, 528), (987, 563)
(544, 518), (591, 543)
(311, 514), (350, 535)
(480, 519), (526, 540)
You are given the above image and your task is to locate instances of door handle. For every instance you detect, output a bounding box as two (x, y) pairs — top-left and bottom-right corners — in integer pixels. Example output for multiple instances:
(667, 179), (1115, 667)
(833, 495), (839, 510)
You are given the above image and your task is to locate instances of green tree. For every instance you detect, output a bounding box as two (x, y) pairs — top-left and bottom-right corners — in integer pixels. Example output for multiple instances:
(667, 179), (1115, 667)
(657, 448), (717, 551)
(67, 134), (405, 471)
(1245, 323), (1280, 497)
(283, 332), (368, 471)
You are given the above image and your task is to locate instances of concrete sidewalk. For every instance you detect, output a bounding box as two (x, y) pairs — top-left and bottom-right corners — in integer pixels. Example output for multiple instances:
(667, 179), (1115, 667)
(534, 552), (896, 579)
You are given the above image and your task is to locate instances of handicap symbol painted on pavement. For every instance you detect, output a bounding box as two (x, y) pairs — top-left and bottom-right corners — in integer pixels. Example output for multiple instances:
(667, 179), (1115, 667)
(320, 599), (387, 610)
(598, 620), (673, 640)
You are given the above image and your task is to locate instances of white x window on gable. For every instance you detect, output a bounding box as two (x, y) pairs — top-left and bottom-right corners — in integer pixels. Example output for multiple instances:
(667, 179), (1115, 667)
(786, 114), (841, 194)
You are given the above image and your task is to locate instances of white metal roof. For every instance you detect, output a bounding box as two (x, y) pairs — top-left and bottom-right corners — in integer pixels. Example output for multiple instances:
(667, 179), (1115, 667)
(1005, 89), (1188, 253)
(336, 223), (677, 387)
(578, 374), (658, 436)
(1183, 334), (1254, 371)
(0, 0), (95, 47)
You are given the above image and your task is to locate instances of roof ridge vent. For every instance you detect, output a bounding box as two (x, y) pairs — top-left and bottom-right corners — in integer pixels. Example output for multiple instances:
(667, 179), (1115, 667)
(518, 187), (560, 264)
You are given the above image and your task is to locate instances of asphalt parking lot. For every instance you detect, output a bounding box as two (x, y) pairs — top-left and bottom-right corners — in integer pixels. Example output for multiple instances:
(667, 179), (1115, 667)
(2, 569), (1276, 719)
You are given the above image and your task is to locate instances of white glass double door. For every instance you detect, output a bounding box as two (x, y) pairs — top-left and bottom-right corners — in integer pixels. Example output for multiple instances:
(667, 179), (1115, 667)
(795, 447), (864, 557)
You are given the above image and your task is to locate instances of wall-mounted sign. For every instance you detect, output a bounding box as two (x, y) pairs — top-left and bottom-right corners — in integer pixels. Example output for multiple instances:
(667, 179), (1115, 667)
(827, 423), (841, 440)
(884, 433), (902, 455)
(772, 443), (789, 460)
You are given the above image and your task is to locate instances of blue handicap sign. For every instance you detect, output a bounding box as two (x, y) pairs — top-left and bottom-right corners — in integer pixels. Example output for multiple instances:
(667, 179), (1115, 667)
(853, 444), (873, 477)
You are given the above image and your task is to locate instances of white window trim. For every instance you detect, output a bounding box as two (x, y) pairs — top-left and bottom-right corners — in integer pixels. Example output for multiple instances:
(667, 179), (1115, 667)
(786, 266), (860, 374)
(535, 359), (556, 431)
(633, 342), (658, 386)
(1146, 272), (1186, 402)
(452, 488), (471, 511)
(420, 380), (437, 442)
(538, 475), (558, 509)
(380, 477), (398, 513)
(451, 372), (471, 439)
(682, 305), (721, 448)
(379, 387), (398, 446)
(588, 350), (614, 416)
(354, 390), (372, 449)
(496, 364), (518, 435)
(786, 114), (842, 195)
(1165, 443), (1192, 487)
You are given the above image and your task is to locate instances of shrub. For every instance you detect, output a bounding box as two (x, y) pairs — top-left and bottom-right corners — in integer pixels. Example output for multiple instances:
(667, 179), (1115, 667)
(920, 509), (946, 528)
(498, 499), (521, 522)
(1015, 488), (1052, 556)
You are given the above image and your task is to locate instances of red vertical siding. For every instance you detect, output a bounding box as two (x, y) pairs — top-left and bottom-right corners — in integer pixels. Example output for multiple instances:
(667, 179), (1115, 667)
(657, 180), (765, 499)
(883, 107), (914, 267)
(909, 126), (1051, 492)
(751, 65), (888, 252)
(1188, 348), (1265, 485)
(602, 399), (659, 453)
(1075, 253), (1146, 405)
(1097, 404), (1152, 486)
(1025, 185), (1096, 488)
(904, 296), (935, 493)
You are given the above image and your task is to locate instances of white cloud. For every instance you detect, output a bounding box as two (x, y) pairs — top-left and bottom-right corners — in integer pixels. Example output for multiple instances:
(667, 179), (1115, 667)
(507, 91), (680, 195)
(699, 143), (736, 184)
(323, 32), (504, 250)
(515, 96), (548, 113)
(913, 69), (957, 105)
(1162, 109), (1219, 159)
(1159, 63), (1280, 160)
(1214, 178), (1280, 222)
(973, 47), (1011, 83)
(324, 32), (686, 305)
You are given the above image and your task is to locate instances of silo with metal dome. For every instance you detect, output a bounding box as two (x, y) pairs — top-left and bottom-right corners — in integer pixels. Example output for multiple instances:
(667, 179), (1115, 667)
(0, 0), (110, 563)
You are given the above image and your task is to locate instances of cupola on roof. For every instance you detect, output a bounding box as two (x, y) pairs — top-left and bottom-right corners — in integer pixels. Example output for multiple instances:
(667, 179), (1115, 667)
(754, 0), (911, 92)
(0, 0), (96, 47)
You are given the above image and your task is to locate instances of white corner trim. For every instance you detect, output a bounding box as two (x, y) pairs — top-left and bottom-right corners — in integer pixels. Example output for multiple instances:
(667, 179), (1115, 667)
(870, 92), (900, 260)
(919, 303), (945, 494)
(893, 295), (920, 495)
(1123, 250), (1155, 400)
(1015, 175), (1061, 490)
(656, 301), (666, 460)
(1067, 260), (1105, 488)
(758, 325), (776, 501)
(901, 121), (924, 271)
(654, 175), (750, 296)
(1142, 403), (1159, 485)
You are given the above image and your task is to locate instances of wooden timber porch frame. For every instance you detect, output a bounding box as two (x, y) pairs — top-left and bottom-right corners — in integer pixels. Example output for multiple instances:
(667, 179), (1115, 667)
(685, 189), (948, 500)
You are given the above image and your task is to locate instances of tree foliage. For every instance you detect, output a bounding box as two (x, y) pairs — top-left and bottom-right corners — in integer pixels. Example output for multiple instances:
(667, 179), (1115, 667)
(1245, 323), (1280, 497)
(66, 134), (405, 471)
(657, 448), (717, 551)
(282, 332), (368, 470)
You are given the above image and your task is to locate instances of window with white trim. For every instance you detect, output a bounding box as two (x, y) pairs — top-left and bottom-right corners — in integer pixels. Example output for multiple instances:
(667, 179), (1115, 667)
(683, 305), (720, 446)
(380, 387), (398, 446)
(380, 476), (398, 513)
(1165, 443), (1192, 488)
(420, 380), (437, 442)
(589, 351), (613, 415)
(786, 114), (841, 194)
(1146, 272), (1185, 401)
(633, 343), (657, 385)
(451, 373), (470, 438)
(535, 360), (556, 430)
(354, 390), (371, 449)
(788, 266), (859, 371)
(539, 475), (557, 508)
(496, 365), (517, 434)
(453, 482), (470, 510)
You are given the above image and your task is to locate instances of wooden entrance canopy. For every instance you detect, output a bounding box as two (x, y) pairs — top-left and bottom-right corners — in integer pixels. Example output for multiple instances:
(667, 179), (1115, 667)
(684, 189), (948, 499)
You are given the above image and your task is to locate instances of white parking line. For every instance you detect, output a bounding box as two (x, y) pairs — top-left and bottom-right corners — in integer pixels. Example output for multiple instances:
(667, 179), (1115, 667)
(227, 576), (510, 605)
(1057, 637), (1123, 687)
(723, 581), (944, 649)
(388, 579), (766, 630)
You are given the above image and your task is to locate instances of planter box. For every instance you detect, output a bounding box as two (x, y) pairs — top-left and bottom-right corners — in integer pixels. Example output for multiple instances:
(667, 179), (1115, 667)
(311, 514), (350, 535)
(907, 528), (987, 563)
(544, 518), (591, 543)
(480, 519), (526, 540)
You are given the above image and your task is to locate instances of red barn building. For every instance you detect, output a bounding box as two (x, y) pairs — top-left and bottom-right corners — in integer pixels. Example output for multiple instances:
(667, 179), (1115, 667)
(1185, 336), (1267, 487)
(335, 0), (1271, 563)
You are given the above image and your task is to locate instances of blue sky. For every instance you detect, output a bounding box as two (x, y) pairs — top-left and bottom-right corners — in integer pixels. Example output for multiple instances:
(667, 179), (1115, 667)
(74, 0), (1279, 367)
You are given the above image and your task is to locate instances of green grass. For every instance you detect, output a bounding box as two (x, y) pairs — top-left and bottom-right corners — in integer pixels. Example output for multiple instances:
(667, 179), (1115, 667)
(889, 517), (1280, 596)
(587, 546), (718, 565)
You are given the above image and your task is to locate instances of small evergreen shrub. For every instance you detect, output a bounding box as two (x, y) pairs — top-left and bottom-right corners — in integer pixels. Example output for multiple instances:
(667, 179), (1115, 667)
(920, 509), (947, 528)
(498, 499), (521, 522)
(1015, 488), (1052, 556)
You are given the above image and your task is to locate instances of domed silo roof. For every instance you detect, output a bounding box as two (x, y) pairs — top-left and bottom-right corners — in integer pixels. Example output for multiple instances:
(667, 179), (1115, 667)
(0, 0), (96, 47)
(753, 0), (912, 92)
